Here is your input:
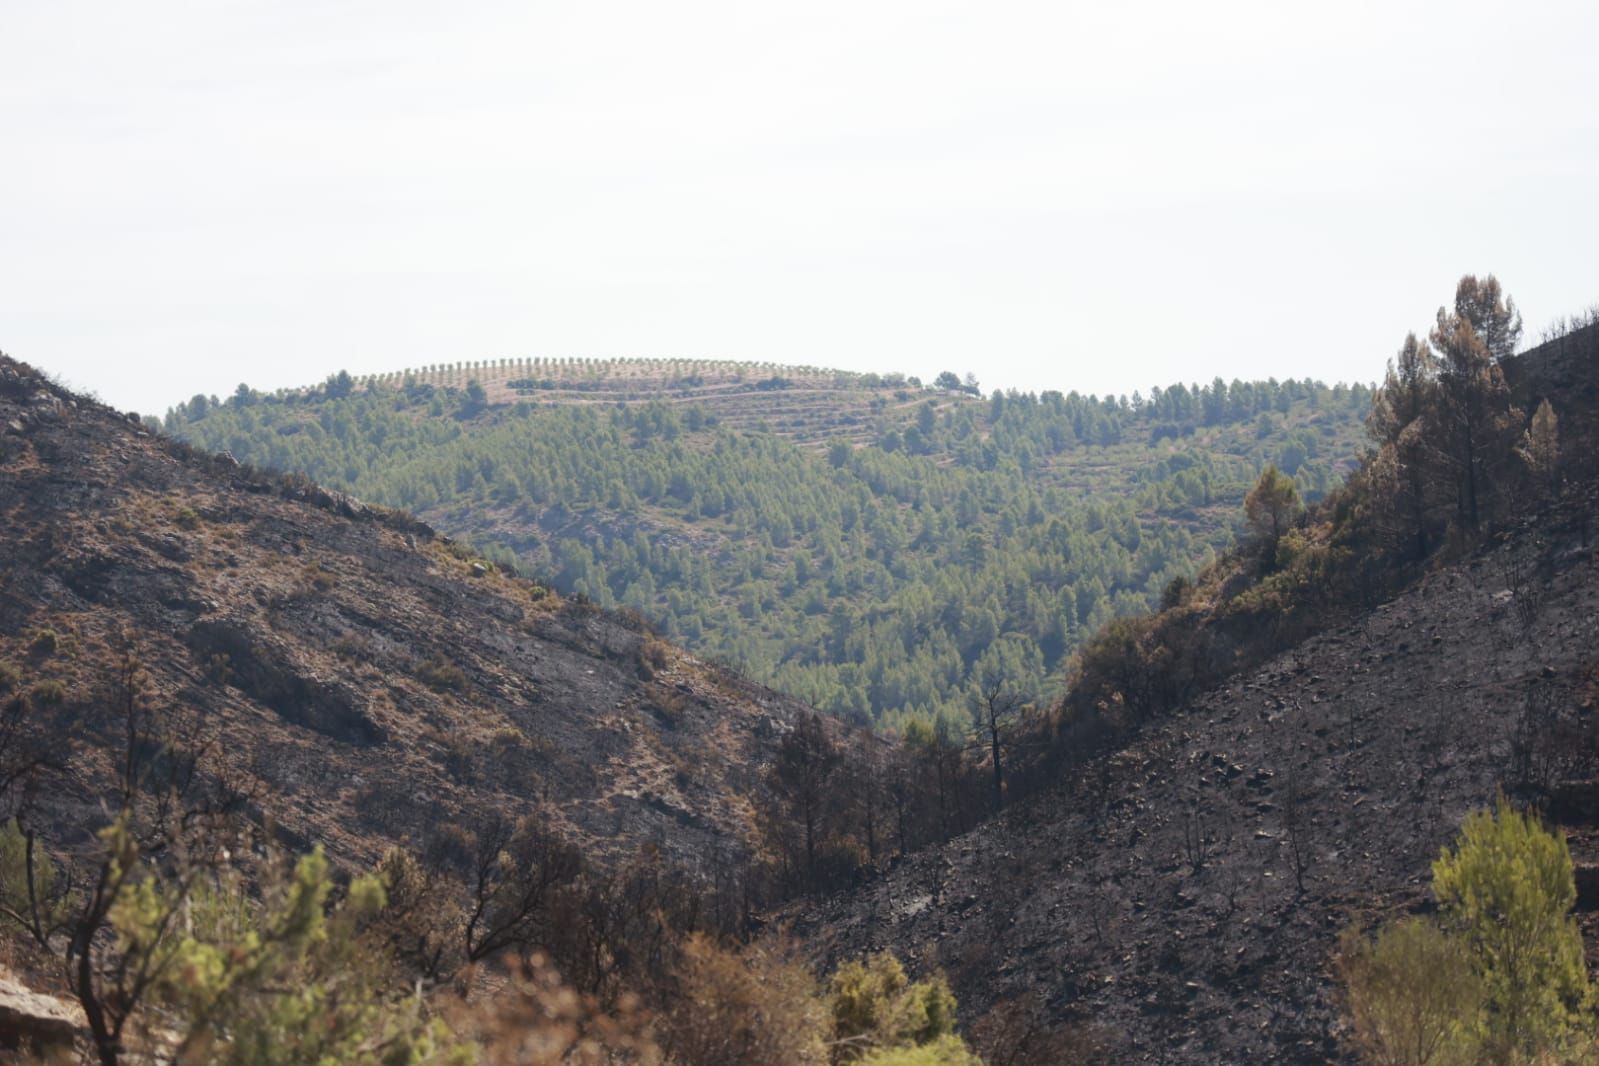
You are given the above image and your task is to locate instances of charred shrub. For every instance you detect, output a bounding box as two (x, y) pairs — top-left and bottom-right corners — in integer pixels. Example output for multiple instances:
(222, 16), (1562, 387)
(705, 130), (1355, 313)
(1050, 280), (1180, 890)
(636, 638), (670, 681)
(29, 680), (65, 706)
(415, 657), (469, 695)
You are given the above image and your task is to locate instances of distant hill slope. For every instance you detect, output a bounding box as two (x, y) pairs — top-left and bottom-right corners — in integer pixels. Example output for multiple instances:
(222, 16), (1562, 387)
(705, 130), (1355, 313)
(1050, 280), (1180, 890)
(0, 354), (826, 880)
(166, 357), (1372, 729)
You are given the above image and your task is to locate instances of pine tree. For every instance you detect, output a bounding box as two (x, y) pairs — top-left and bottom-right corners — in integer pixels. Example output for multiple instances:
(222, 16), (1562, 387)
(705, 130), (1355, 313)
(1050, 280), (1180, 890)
(1432, 798), (1591, 1062)
(1430, 287), (1521, 529)
(769, 713), (842, 887)
(1368, 334), (1438, 445)
(1452, 274), (1522, 363)
(1367, 334), (1442, 559)
(1244, 464), (1301, 544)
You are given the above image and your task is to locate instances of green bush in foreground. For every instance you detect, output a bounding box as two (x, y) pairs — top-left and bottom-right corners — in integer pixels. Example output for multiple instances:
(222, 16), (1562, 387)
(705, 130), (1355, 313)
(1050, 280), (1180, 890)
(1342, 798), (1593, 1065)
(1339, 917), (1481, 1066)
(98, 817), (470, 1066)
(829, 951), (964, 1062)
(857, 1034), (984, 1065)
(1433, 800), (1592, 1061)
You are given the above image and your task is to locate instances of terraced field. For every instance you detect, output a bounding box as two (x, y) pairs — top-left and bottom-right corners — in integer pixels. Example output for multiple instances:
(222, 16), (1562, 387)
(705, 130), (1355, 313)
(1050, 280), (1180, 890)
(343, 357), (950, 450)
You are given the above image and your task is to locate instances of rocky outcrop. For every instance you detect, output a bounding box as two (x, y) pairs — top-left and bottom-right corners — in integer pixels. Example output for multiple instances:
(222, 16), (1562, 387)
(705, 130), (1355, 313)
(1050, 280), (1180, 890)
(186, 618), (385, 746)
(0, 969), (82, 1055)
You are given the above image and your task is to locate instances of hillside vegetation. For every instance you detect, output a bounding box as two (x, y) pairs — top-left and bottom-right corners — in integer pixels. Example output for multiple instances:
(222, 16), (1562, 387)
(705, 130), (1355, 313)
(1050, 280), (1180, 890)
(1055, 279), (1583, 750)
(166, 359), (1371, 730)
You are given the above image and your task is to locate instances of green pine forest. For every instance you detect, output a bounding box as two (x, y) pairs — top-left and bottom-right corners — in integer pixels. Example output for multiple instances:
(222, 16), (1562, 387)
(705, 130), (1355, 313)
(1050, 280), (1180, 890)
(166, 363), (1371, 732)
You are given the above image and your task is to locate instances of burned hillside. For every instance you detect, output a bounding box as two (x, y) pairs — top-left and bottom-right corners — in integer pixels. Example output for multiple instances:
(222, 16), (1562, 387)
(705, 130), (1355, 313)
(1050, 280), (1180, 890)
(0, 352), (832, 886)
(797, 490), (1599, 1061)
(792, 310), (1599, 1062)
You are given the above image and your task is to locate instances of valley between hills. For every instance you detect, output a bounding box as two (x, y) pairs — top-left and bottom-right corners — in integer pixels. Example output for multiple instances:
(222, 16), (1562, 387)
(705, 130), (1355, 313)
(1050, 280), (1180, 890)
(0, 279), (1597, 1064)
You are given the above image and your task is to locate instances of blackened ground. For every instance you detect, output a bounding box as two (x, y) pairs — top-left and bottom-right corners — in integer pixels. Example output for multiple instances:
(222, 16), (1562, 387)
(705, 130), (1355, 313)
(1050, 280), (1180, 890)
(796, 494), (1599, 1063)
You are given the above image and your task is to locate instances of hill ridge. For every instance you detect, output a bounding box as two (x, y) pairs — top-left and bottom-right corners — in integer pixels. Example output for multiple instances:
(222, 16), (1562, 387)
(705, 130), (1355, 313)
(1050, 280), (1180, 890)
(0, 350), (831, 884)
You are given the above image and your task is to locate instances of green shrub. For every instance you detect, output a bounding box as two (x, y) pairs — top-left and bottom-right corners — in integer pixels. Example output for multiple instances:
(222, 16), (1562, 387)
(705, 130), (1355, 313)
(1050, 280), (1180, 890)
(437, 732), (479, 784)
(0, 817), (71, 950)
(1340, 798), (1594, 1064)
(302, 562), (337, 591)
(1339, 918), (1480, 1066)
(649, 689), (690, 726)
(109, 836), (470, 1064)
(28, 629), (59, 656)
(829, 952), (964, 1062)
(1433, 798), (1592, 1060)
(486, 726), (537, 757)
(0, 662), (18, 695)
(858, 1035), (982, 1066)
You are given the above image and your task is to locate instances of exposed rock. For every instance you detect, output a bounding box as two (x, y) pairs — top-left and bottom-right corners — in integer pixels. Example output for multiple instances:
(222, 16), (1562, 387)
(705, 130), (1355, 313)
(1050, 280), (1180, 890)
(0, 968), (82, 1053)
(187, 619), (386, 746)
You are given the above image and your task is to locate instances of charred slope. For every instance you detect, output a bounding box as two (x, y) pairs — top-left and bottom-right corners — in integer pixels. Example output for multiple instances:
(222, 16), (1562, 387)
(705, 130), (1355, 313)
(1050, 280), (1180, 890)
(794, 320), (1599, 1063)
(0, 354), (817, 878)
(795, 491), (1599, 1063)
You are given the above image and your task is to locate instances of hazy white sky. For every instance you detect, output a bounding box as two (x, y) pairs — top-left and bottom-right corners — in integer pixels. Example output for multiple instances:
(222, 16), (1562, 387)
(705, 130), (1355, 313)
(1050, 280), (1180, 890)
(3, 1), (1597, 415)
